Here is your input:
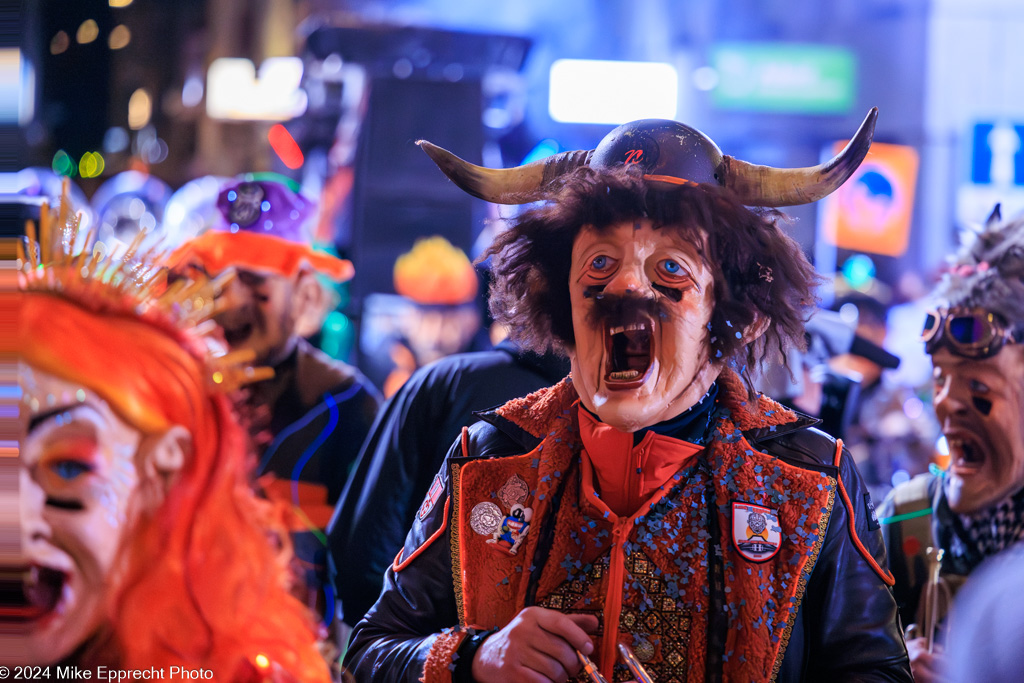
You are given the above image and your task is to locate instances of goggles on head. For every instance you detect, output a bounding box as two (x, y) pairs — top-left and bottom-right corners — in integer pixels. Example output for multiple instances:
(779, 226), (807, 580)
(921, 307), (1024, 359)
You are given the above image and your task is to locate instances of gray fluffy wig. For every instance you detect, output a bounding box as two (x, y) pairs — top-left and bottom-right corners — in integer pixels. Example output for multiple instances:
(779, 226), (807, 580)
(938, 206), (1024, 323)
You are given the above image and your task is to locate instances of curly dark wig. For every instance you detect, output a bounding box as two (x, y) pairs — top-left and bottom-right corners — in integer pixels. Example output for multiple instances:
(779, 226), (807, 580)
(483, 166), (821, 380)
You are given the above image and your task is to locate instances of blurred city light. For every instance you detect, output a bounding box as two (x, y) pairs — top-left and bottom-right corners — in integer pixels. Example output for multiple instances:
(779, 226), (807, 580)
(692, 66), (719, 92)
(710, 42), (856, 114)
(548, 59), (678, 125)
(521, 139), (560, 165)
(206, 57), (306, 121)
(108, 25), (131, 50)
(1, 48), (31, 124)
(103, 126), (130, 154)
(268, 124), (304, 169)
(50, 31), (69, 55)
(79, 151), (106, 178)
(842, 254), (877, 290)
(52, 150), (77, 177)
(109, 0), (134, 7)
(128, 88), (152, 130)
(181, 75), (203, 107)
(76, 20), (99, 45)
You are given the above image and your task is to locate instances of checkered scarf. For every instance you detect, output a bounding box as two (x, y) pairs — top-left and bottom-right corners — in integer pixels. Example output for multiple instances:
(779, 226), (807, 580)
(959, 488), (1024, 558)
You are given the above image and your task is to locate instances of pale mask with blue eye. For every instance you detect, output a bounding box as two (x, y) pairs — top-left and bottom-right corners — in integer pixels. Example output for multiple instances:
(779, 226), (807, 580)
(19, 365), (142, 666)
(567, 219), (720, 433)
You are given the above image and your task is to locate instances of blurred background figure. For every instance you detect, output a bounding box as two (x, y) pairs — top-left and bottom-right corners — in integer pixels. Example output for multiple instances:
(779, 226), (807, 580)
(16, 196), (331, 681)
(360, 235), (489, 397)
(327, 339), (569, 635)
(161, 173), (231, 246)
(830, 272), (940, 503)
(945, 542), (1024, 683)
(10, 167), (96, 236)
(757, 259), (940, 504)
(171, 176), (382, 626)
(89, 168), (172, 251)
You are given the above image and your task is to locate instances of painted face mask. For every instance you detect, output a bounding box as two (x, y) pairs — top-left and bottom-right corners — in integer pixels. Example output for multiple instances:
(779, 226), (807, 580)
(20, 367), (142, 665)
(568, 219), (719, 432)
(932, 346), (1024, 514)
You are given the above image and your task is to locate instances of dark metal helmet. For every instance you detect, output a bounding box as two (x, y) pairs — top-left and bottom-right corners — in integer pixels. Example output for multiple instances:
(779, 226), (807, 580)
(417, 108), (878, 207)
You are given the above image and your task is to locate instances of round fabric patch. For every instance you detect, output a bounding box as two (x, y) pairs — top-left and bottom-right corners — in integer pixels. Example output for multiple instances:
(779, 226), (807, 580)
(470, 502), (503, 535)
(497, 474), (530, 508)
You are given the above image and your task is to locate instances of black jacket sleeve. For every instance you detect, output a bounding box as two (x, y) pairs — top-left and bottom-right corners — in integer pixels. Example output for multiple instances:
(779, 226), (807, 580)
(343, 437), (462, 683)
(768, 431), (912, 683)
(328, 365), (451, 626)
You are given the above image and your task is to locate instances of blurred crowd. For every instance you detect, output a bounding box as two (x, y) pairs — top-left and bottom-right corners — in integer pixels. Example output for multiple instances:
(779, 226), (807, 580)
(12, 145), (1024, 682)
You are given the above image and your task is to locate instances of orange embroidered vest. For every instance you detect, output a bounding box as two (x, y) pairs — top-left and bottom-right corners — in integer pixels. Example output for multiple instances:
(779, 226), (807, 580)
(448, 372), (837, 682)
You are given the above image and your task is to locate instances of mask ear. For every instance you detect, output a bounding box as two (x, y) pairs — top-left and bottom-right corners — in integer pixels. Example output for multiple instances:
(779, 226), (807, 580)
(292, 269), (329, 338)
(741, 314), (770, 345)
(137, 425), (191, 507)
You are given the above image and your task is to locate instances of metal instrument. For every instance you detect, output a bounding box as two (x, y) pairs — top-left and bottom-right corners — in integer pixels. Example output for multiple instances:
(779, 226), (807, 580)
(617, 643), (656, 683)
(576, 643), (656, 683)
(576, 650), (609, 683)
(921, 546), (952, 653)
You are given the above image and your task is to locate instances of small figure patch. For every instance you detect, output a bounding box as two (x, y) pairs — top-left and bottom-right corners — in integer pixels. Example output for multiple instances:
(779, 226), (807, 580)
(470, 474), (533, 556)
(731, 501), (782, 562)
(864, 493), (881, 531)
(418, 474), (444, 521)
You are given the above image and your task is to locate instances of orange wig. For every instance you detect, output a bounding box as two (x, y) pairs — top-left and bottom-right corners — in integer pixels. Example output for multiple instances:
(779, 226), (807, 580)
(18, 204), (332, 681)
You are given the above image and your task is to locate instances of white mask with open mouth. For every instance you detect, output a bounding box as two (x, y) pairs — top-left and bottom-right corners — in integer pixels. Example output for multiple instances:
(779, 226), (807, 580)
(568, 220), (721, 433)
(932, 346), (1024, 515)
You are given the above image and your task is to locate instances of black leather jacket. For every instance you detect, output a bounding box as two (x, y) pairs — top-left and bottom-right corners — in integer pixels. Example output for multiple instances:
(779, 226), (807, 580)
(346, 406), (911, 683)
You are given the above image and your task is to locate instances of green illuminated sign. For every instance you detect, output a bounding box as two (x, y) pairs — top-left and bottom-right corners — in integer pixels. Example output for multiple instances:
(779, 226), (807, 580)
(710, 43), (856, 114)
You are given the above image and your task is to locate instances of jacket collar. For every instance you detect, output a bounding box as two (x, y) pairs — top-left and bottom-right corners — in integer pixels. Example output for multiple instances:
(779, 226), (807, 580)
(476, 370), (807, 452)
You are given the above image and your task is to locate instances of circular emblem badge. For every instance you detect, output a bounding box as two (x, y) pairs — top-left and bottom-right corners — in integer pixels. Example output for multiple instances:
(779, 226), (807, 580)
(228, 182), (265, 227)
(470, 502), (504, 535)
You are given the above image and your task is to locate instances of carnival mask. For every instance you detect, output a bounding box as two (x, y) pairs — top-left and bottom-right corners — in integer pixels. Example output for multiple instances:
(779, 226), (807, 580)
(19, 365), (187, 665)
(212, 267), (305, 366)
(932, 346), (1024, 514)
(569, 219), (719, 432)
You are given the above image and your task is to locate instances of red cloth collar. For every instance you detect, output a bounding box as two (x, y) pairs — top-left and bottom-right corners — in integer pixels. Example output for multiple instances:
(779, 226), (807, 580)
(578, 407), (703, 518)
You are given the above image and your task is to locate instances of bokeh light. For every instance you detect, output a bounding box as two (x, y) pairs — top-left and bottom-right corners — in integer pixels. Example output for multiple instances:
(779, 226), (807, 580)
(841, 254), (877, 290)
(109, 25), (131, 50)
(268, 123), (304, 169)
(76, 20), (99, 45)
(51, 150), (77, 177)
(50, 31), (69, 55)
(128, 88), (152, 130)
(79, 151), (106, 178)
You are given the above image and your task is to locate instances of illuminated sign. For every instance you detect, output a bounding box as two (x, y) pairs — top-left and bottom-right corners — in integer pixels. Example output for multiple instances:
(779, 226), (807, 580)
(710, 43), (856, 114)
(957, 121), (1024, 227)
(0, 48), (33, 124)
(819, 141), (919, 257)
(206, 57), (307, 121)
(548, 59), (678, 125)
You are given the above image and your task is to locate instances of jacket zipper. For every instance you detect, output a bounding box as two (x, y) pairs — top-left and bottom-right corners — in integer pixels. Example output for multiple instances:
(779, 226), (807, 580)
(602, 519), (630, 676)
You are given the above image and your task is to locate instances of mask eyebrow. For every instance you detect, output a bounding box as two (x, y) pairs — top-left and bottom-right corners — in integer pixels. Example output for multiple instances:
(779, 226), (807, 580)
(28, 405), (86, 434)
